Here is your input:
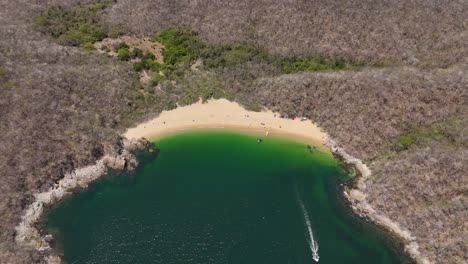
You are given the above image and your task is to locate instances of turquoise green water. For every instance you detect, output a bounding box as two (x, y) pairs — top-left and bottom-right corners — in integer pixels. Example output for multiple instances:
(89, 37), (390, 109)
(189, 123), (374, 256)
(41, 130), (409, 263)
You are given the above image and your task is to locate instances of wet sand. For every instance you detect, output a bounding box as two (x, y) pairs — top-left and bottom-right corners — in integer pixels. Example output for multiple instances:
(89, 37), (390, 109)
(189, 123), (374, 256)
(124, 99), (328, 150)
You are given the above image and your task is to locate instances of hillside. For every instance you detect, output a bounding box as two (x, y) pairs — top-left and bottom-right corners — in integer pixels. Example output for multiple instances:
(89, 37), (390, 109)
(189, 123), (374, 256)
(105, 0), (468, 67)
(0, 0), (466, 263)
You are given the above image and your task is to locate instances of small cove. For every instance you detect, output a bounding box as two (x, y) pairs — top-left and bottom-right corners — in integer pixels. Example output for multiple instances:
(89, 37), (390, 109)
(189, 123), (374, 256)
(40, 130), (411, 263)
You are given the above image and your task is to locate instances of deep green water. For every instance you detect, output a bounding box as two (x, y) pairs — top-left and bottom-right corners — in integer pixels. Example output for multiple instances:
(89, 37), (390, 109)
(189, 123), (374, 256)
(41, 130), (409, 264)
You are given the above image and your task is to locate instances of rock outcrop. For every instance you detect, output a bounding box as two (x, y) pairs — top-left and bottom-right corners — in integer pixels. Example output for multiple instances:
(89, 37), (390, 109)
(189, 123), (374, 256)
(327, 138), (431, 264)
(14, 138), (147, 263)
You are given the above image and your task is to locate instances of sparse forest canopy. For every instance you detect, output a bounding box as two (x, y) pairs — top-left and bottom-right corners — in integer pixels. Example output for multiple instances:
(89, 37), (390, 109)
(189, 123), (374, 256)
(152, 27), (373, 75)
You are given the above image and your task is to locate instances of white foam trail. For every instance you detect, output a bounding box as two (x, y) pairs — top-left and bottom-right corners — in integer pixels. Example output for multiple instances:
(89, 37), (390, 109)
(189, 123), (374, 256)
(296, 189), (319, 262)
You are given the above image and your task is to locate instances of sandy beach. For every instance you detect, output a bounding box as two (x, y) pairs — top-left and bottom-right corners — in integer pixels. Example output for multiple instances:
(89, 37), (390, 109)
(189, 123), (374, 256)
(17, 99), (428, 264)
(124, 99), (329, 150)
(123, 99), (429, 263)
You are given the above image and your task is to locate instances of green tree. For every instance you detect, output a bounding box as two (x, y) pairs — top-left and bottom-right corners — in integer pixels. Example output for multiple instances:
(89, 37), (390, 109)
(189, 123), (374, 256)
(131, 48), (144, 58)
(117, 47), (131, 61)
(154, 27), (204, 66)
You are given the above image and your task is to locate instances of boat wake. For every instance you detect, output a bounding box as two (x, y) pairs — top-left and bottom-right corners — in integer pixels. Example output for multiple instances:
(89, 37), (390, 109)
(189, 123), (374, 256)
(295, 188), (319, 262)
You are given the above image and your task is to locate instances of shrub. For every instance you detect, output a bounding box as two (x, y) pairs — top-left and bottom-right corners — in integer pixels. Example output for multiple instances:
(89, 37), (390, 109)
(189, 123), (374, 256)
(82, 42), (95, 50)
(108, 27), (123, 38)
(281, 59), (329, 73)
(244, 102), (263, 112)
(34, 1), (113, 47)
(147, 60), (161, 71)
(201, 43), (268, 69)
(396, 125), (457, 150)
(100, 45), (110, 52)
(165, 100), (178, 110)
(114, 42), (129, 51)
(131, 48), (144, 59)
(132, 53), (161, 72)
(149, 74), (165, 86)
(151, 27), (365, 76)
(117, 47), (131, 61)
(133, 62), (145, 72)
(398, 135), (413, 149)
(280, 54), (371, 74)
(2, 81), (12, 89)
(154, 27), (205, 66)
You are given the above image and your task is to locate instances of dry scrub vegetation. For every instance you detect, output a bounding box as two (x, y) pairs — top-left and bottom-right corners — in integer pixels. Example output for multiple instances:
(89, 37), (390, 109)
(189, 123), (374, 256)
(0, 0), (152, 261)
(0, 0), (467, 263)
(244, 67), (467, 263)
(105, 0), (468, 68)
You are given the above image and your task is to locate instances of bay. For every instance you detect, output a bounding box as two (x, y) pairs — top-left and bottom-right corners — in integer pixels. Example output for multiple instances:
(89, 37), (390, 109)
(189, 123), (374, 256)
(41, 130), (409, 263)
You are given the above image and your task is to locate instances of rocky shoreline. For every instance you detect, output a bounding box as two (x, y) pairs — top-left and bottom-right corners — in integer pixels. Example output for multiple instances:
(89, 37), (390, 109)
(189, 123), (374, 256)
(14, 138), (148, 264)
(15, 135), (432, 264)
(326, 138), (431, 264)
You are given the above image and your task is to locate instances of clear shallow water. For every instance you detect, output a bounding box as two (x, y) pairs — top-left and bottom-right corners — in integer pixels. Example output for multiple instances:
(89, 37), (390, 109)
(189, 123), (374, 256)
(41, 130), (409, 264)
